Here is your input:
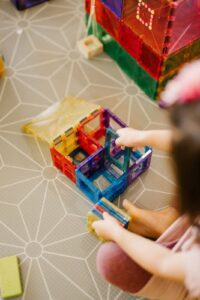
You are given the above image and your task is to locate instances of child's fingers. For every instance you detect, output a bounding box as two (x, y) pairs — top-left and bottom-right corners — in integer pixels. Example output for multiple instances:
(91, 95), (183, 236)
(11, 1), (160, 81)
(103, 212), (119, 225)
(103, 212), (109, 219)
(103, 212), (113, 221)
(116, 128), (124, 135)
(123, 199), (134, 214)
(92, 221), (97, 230)
(115, 137), (122, 146)
(115, 138), (125, 150)
(92, 220), (104, 231)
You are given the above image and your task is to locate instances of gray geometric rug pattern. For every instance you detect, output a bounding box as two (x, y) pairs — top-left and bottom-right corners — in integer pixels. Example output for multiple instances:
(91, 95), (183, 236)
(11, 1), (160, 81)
(0, 1), (175, 299)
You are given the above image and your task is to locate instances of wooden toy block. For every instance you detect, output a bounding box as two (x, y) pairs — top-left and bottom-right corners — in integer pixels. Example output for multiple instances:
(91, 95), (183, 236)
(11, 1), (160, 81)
(0, 256), (22, 299)
(0, 56), (4, 77)
(87, 197), (131, 240)
(77, 35), (103, 59)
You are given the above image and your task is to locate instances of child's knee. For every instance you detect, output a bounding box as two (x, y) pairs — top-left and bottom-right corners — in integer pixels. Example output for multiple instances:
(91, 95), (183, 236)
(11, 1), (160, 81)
(96, 242), (123, 280)
(96, 242), (152, 293)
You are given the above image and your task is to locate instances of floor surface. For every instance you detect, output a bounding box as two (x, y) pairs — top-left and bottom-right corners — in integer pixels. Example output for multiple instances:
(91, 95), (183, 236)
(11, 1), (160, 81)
(0, 1), (176, 299)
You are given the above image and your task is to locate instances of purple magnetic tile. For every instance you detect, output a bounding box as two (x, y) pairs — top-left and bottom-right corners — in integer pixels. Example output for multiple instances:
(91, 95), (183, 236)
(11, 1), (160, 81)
(128, 148), (152, 184)
(101, 0), (123, 18)
(77, 148), (104, 174)
(105, 109), (127, 128)
(11, 0), (47, 10)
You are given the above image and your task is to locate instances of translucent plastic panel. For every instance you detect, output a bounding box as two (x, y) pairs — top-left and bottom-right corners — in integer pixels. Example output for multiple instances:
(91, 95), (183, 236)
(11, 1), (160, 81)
(22, 97), (99, 144)
(95, 0), (163, 79)
(96, 0), (120, 40)
(168, 0), (200, 54)
(123, 0), (171, 55)
(101, 0), (123, 18)
(12, 0), (47, 10)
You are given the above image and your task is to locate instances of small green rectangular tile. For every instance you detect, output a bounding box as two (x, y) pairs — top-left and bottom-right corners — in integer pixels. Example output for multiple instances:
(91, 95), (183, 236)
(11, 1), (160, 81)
(0, 256), (23, 299)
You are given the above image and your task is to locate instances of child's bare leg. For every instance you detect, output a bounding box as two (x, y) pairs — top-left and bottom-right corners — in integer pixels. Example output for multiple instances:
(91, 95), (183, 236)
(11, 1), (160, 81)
(123, 200), (180, 239)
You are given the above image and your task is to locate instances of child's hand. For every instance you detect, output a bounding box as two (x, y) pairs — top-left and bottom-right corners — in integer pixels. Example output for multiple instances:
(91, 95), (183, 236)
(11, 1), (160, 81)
(123, 199), (136, 217)
(92, 212), (122, 241)
(116, 128), (145, 149)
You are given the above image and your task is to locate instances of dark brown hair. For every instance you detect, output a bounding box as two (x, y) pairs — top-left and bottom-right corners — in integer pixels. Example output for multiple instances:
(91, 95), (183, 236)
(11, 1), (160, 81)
(170, 100), (200, 226)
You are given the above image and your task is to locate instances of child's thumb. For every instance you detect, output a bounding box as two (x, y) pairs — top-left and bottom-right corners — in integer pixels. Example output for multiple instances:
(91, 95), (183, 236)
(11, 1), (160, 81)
(103, 212), (111, 220)
(115, 137), (125, 148)
(115, 137), (122, 146)
(123, 199), (134, 213)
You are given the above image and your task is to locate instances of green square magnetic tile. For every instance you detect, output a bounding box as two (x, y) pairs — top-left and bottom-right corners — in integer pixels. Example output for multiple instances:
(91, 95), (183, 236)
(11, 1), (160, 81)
(0, 256), (22, 299)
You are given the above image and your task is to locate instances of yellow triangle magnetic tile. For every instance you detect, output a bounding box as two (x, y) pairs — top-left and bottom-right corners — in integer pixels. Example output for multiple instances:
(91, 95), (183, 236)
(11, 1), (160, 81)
(22, 97), (100, 144)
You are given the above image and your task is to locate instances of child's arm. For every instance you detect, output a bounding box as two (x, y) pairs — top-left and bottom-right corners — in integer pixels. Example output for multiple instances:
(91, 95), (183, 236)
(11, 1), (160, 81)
(116, 128), (173, 153)
(93, 213), (185, 282)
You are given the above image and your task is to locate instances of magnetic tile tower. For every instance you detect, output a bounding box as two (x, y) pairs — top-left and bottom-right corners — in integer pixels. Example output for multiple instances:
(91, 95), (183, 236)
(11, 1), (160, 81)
(23, 97), (152, 239)
(85, 0), (200, 99)
(23, 97), (152, 202)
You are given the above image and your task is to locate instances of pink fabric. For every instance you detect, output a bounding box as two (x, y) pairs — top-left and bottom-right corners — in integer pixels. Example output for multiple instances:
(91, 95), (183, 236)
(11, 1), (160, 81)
(97, 216), (200, 300)
(136, 216), (200, 300)
(183, 224), (200, 299)
(160, 60), (200, 107)
(97, 241), (152, 293)
(184, 243), (200, 298)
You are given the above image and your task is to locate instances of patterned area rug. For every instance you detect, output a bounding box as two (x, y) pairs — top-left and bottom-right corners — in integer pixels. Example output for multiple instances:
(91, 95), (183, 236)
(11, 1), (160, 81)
(0, 0), (175, 299)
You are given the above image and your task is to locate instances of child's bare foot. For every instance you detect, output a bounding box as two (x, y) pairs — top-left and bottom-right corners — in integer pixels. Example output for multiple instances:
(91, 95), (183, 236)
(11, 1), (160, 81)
(123, 199), (179, 239)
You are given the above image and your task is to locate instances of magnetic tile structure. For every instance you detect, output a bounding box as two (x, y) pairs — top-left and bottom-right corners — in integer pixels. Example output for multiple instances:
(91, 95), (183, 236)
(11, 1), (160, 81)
(23, 97), (152, 234)
(85, 0), (200, 100)
(23, 97), (101, 182)
(76, 127), (151, 203)
(11, 0), (47, 10)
